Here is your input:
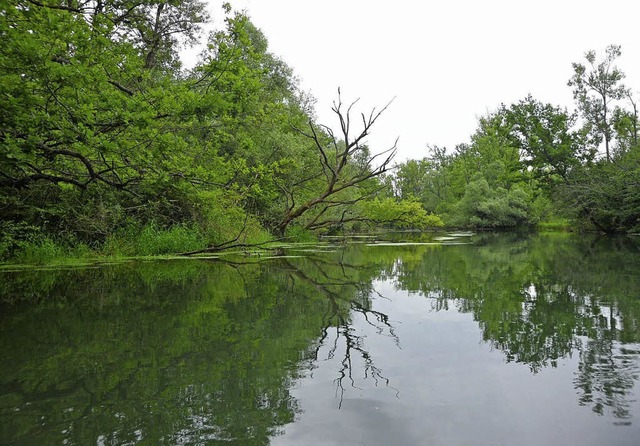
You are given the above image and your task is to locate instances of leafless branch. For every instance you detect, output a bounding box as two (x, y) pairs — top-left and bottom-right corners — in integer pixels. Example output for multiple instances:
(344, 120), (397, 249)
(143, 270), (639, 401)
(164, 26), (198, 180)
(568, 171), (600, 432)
(278, 93), (396, 235)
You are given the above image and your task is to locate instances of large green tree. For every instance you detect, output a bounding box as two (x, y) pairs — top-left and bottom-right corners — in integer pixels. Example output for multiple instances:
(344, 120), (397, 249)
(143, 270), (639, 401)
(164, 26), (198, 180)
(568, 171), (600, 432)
(500, 95), (592, 185)
(393, 156), (448, 213)
(0, 1), (210, 219)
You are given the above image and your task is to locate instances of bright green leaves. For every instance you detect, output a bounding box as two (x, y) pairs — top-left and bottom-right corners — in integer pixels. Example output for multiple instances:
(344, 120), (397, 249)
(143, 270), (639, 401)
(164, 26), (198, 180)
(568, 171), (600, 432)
(393, 158), (445, 213)
(1, 1), (157, 190)
(2, 0), (409, 250)
(400, 110), (536, 228)
(360, 197), (444, 229)
(1, 2), (231, 243)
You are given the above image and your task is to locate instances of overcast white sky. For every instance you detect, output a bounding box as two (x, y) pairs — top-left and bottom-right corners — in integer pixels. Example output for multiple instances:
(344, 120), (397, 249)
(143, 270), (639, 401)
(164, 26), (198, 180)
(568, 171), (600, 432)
(198, 0), (640, 162)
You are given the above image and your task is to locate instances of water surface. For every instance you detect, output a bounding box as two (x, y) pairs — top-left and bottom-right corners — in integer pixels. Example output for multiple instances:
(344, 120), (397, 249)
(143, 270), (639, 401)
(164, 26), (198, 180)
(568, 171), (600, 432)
(1, 232), (640, 445)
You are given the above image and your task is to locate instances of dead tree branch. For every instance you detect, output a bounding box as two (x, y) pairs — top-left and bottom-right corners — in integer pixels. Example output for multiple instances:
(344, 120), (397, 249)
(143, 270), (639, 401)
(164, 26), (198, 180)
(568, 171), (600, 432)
(279, 90), (396, 235)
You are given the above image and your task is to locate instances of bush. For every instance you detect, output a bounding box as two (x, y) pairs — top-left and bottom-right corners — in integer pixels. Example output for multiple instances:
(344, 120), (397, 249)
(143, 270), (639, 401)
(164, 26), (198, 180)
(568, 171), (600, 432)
(451, 178), (536, 228)
(361, 198), (444, 229)
(0, 222), (41, 260)
(103, 223), (206, 256)
(135, 224), (206, 255)
(13, 238), (66, 264)
(285, 225), (317, 242)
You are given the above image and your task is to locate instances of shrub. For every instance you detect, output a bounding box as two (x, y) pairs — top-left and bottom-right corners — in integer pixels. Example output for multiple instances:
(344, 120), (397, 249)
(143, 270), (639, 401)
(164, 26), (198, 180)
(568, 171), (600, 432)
(451, 178), (536, 228)
(103, 223), (206, 256)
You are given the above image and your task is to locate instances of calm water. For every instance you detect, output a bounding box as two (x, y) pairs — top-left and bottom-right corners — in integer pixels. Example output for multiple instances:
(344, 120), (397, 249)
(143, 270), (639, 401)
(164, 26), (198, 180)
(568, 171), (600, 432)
(1, 232), (640, 445)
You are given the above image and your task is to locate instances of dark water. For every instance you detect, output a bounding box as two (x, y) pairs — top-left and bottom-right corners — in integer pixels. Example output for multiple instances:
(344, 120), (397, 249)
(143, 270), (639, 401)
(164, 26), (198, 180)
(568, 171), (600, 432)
(1, 232), (640, 445)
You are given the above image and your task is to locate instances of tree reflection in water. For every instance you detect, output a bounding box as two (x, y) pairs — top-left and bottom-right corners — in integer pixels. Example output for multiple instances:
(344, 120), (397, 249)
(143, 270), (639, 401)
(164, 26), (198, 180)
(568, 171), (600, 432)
(1, 232), (640, 444)
(279, 257), (400, 408)
(388, 232), (640, 423)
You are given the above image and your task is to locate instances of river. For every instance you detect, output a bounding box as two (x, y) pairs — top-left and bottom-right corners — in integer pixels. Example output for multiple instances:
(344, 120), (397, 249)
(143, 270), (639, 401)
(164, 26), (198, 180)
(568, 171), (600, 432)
(1, 232), (639, 445)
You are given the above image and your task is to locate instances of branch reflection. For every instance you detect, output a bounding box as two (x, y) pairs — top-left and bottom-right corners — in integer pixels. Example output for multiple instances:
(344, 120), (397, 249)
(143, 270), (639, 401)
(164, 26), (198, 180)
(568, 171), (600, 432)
(278, 256), (399, 408)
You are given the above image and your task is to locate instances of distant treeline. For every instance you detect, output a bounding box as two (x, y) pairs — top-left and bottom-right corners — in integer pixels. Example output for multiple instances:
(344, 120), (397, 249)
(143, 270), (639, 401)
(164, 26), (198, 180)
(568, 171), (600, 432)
(391, 45), (640, 234)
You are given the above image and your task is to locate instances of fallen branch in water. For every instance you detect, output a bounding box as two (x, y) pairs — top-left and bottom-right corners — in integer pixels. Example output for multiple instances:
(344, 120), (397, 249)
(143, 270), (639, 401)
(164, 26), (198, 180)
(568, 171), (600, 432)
(178, 238), (285, 256)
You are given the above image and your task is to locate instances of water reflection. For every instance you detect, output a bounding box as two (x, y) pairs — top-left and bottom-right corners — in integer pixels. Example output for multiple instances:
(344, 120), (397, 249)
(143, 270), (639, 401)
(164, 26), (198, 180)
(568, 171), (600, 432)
(0, 261), (309, 445)
(386, 233), (640, 422)
(0, 233), (640, 444)
(277, 257), (399, 407)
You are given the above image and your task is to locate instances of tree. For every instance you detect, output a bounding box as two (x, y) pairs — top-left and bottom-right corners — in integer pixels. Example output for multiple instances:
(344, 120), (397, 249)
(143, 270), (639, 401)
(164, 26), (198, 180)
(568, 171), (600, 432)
(360, 197), (444, 229)
(612, 91), (639, 154)
(0, 0), (224, 246)
(469, 115), (525, 189)
(500, 95), (591, 185)
(20, 0), (209, 71)
(0, 0), (211, 193)
(568, 44), (628, 162)
(394, 157), (447, 213)
(274, 91), (397, 236)
(450, 176), (535, 228)
(559, 151), (640, 233)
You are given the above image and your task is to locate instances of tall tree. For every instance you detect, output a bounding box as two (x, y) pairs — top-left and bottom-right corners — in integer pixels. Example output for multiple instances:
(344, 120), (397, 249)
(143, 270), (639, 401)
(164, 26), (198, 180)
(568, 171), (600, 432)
(0, 0), (210, 193)
(500, 95), (591, 185)
(568, 44), (628, 162)
(0, 0), (234, 244)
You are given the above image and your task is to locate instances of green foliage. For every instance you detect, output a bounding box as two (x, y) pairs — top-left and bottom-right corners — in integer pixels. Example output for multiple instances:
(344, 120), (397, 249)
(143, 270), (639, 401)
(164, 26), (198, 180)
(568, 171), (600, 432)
(538, 217), (572, 231)
(387, 63), (639, 232)
(393, 157), (448, 213)
(13, 238), (66, 265)
(0, 1), (333, 259)
(612, 105), (639, 154)
(0, 222), (42, 260)
(103, 223), (206, 257)
(382, 45), (640, 233)
(284, 225), (318, 242)
(3, 3), (639, 263)
(361, 197), (444, 229)
(450, 177), (536, 228)
(0, 221), (94, 264)
(10, 237), (94, 265)
(500, 95), (592, 184)
(560, 148), (640, 233)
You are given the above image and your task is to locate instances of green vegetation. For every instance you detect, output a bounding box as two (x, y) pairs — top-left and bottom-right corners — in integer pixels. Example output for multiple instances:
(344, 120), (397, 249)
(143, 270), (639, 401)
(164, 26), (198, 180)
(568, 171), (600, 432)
(392, 45), (640, 233)
(1, 0), (440, 263)
(2, 1), (639, 264)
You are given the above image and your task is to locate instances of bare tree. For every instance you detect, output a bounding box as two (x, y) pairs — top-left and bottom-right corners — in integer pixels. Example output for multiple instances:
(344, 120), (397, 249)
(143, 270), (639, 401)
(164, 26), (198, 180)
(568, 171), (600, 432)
(275, 90), (397, 236)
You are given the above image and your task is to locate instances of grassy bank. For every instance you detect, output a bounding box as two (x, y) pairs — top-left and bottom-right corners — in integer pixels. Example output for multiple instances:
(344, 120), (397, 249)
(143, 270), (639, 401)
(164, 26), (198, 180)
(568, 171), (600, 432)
(1, 222), (275, 267)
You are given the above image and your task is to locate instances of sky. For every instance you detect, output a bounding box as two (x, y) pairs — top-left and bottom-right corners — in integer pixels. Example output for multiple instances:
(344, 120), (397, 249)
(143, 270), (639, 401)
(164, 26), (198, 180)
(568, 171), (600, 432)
(195, 0), (640, 162)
